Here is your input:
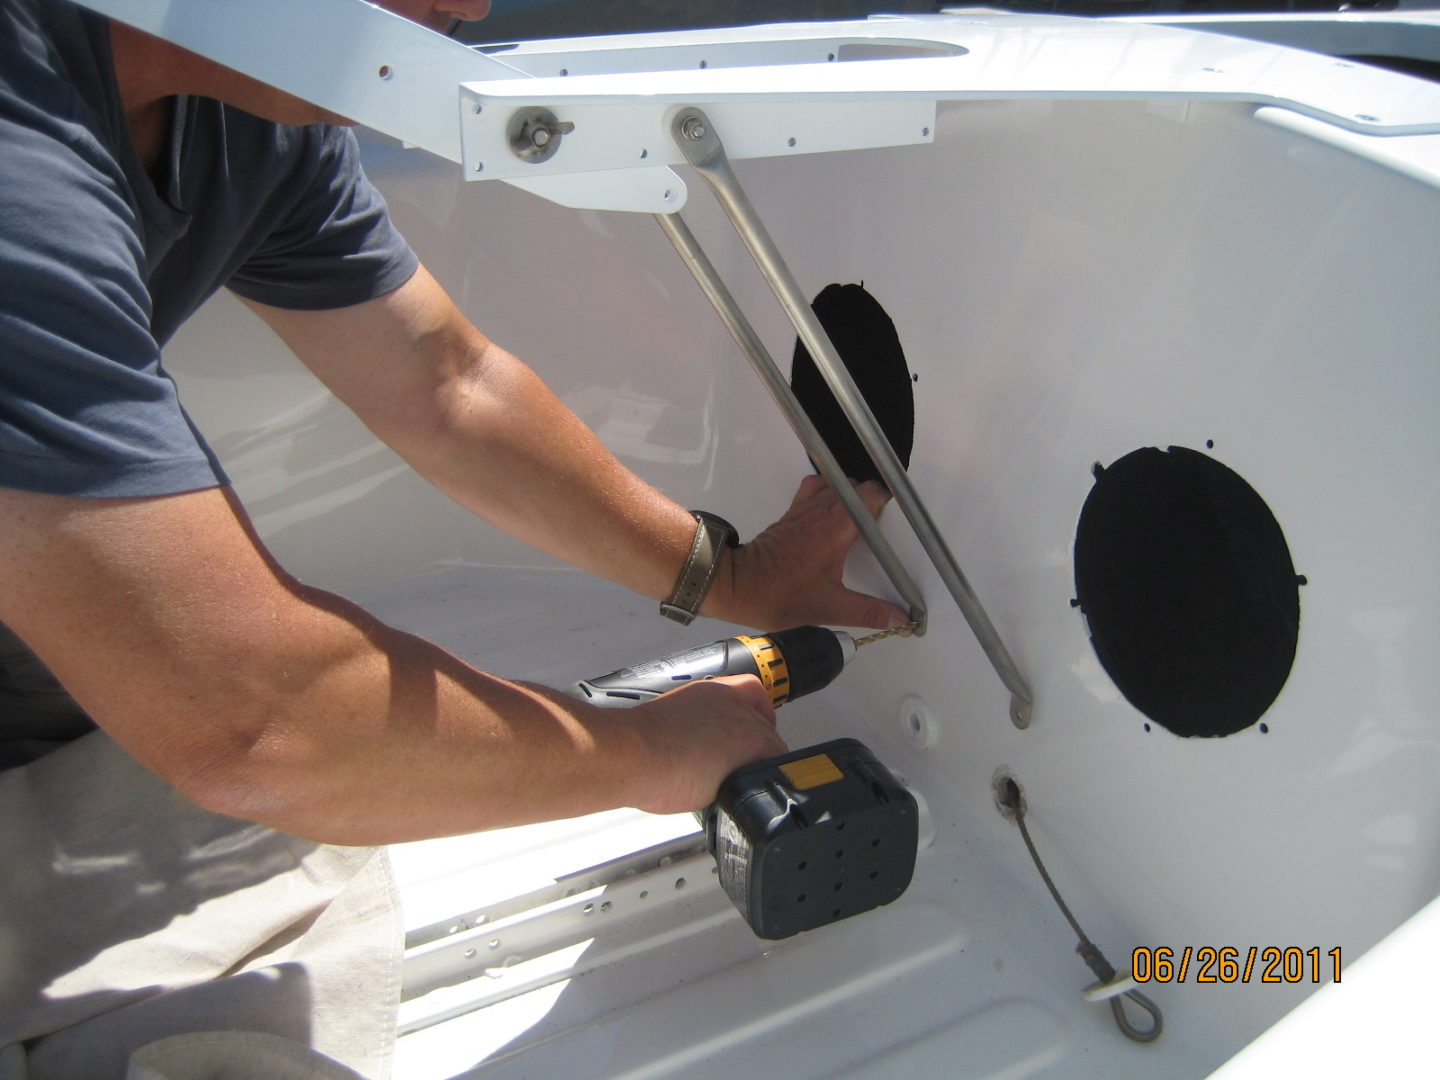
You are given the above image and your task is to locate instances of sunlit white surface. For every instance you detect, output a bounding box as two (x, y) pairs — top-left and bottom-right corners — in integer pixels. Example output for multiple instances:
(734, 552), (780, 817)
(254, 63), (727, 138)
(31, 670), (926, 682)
(160, 13), (1440, 1079)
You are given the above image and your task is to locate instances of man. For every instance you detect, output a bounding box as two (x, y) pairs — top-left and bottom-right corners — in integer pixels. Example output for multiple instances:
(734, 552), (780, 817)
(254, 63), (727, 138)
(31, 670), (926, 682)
(0, 0), (905, 1075)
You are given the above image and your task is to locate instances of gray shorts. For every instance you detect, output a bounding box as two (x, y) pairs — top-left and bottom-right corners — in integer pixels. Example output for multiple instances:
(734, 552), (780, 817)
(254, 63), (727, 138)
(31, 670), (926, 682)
(0, 731), (401, 1079)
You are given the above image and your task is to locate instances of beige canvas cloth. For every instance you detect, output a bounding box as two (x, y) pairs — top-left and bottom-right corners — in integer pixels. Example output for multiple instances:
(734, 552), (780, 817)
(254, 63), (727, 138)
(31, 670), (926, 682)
(0, 731), (402, 1079)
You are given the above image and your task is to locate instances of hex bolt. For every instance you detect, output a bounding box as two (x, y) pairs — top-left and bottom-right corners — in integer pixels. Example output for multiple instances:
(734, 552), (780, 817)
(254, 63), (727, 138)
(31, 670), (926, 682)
(680, 116), (708, 141)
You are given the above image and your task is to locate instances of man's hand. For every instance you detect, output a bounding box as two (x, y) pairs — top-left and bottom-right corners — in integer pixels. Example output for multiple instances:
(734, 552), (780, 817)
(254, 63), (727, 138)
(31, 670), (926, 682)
(623, 675), (787, 816)
(707, 475), (911, 632)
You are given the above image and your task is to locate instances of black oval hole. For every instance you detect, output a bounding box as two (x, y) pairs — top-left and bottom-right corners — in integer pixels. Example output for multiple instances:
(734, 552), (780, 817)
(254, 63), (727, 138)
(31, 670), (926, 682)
(1074, 446), (1300, 738)
(790, 283), (913, 487)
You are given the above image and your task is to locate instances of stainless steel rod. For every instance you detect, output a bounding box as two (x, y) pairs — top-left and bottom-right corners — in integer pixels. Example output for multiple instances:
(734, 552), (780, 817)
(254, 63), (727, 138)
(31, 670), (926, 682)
(670, 107), (1033, 726)
(654, 210), (928, 631)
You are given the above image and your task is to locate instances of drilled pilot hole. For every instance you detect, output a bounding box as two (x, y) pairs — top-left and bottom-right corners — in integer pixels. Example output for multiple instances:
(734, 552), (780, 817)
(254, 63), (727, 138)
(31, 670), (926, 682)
(791, 283), (914, 486)
(1074, 446), (1301, 738)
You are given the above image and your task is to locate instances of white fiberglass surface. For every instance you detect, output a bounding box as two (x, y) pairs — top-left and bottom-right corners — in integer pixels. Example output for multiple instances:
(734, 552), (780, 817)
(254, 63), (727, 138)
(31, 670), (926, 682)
(164, 86), (1440, 1078)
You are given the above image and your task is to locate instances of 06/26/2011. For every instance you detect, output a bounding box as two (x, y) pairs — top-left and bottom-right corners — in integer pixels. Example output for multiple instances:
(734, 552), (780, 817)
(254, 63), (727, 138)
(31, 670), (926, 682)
(1132, 946), (1342, 984)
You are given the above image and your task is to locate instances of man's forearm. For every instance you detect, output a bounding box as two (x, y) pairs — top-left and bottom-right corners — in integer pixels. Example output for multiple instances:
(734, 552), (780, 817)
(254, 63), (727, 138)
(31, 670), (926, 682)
(246, 269), (907, 633)
(244, 273), (721, 619)
(395, 336), (708, 606)
(0, 486), (782, 845)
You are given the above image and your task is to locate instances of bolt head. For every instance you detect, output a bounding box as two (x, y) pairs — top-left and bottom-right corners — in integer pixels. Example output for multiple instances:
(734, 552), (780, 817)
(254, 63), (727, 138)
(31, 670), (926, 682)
(681, 117), (708, 141)
(532, 127), (551, 147)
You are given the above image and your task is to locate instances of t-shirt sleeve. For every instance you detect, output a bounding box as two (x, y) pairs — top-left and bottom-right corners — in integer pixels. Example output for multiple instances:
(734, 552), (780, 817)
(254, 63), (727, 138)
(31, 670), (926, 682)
(0, 97), (224, 498)
(225, 127), (419, 312)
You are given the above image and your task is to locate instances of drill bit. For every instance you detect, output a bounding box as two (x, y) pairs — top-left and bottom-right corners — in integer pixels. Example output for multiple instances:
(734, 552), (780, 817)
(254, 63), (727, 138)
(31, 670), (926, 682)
(855, 621), (919, 648)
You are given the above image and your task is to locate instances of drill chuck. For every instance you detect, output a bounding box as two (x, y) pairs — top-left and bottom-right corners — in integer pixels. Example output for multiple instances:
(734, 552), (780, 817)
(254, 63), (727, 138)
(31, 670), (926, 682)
(575, 625), (856, 709)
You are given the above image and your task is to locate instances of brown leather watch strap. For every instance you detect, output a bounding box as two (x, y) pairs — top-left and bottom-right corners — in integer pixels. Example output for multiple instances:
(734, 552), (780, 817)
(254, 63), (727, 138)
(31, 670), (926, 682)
(659, 512), (739, 625)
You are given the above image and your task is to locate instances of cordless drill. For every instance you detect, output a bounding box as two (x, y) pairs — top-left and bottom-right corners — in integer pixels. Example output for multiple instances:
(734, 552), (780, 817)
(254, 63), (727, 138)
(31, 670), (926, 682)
(577, 625), (919, 939)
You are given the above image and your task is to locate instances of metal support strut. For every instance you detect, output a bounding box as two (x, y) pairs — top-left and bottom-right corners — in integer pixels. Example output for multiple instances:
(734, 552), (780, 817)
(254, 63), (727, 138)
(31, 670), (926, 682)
(666, 107), (1033, 728)
(653, 212), (929, 634)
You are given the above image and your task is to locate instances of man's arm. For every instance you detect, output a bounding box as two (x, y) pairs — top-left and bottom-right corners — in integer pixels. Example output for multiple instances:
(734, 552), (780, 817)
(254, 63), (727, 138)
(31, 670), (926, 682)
(0, 483), (785, 844)
(241, 267), (910, 631)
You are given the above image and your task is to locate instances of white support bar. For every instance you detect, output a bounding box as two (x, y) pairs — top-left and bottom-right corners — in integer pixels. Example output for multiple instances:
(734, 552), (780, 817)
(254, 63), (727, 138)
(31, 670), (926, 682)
(78, 0), (513, 162)
(76, 3), (1440, 216)
(459, 87), (937, 192)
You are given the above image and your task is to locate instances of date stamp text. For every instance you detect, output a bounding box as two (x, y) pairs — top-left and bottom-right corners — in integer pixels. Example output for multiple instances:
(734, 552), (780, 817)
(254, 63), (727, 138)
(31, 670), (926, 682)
(1132, 946), (1342, 984)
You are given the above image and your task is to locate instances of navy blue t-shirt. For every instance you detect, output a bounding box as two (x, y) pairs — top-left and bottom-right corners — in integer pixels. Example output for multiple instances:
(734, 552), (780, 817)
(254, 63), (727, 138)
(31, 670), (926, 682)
(0, 0), (420, 765)
(0, 0), (420, 498)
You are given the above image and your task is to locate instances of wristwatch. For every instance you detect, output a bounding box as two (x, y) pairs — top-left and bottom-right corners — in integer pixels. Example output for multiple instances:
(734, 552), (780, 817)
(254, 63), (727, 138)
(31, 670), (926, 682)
(659, 511), (740, 625)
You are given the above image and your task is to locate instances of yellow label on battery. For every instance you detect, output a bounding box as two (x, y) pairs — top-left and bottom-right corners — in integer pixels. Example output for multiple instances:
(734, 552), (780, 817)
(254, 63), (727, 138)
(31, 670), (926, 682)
(779, 753), (844, 791)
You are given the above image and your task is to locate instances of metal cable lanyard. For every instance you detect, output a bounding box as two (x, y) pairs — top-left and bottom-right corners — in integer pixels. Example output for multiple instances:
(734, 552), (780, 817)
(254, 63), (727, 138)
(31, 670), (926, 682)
(999, 777), (1163, 1043)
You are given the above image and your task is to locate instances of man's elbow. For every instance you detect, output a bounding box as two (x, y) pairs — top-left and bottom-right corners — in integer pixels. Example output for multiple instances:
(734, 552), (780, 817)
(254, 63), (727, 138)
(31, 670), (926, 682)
(160, 722), (370, 845)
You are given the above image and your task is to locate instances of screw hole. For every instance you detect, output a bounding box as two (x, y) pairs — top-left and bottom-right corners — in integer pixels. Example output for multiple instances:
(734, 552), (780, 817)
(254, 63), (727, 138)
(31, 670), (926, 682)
(994, 768), (1026, 821)
(378, 64), (393, 80)
(674, 877), (687, 890)
(797, 893), (807, 903)
(787, 136), (797, 147)
(797, 861), (807, 871)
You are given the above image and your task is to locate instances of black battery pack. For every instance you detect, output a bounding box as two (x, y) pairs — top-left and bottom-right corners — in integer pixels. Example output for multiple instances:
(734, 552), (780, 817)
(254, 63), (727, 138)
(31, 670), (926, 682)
(703, 738), (918, 940)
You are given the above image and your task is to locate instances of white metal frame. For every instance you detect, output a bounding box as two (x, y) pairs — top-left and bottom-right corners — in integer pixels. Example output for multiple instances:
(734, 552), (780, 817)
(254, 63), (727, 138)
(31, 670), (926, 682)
(80, 2), (1440, 215)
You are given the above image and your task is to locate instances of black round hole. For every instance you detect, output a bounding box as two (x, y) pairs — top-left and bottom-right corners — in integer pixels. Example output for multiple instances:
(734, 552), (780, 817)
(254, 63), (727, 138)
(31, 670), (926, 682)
(790, 283), (913, 486)
(1074, 446), (1300, 738)
(797, 893), (807, 903)
(797, 861), (807, 871)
